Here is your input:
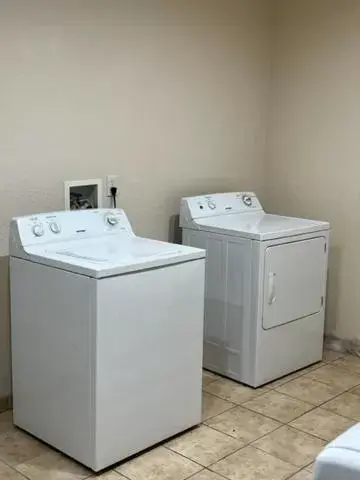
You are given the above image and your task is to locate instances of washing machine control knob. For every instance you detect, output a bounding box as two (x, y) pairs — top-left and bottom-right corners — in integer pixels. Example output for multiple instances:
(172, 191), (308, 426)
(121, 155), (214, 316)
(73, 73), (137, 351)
(242, 195), (252, 207)
(207, 200), (216, 210)
(106, 215), (118, 226)
(49, 222), (61, 234)
(32, 224), (44, 237)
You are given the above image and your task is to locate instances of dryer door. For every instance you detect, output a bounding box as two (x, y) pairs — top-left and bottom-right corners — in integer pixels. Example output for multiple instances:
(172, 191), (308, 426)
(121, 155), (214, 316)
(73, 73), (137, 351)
(262, 237), (326, 330)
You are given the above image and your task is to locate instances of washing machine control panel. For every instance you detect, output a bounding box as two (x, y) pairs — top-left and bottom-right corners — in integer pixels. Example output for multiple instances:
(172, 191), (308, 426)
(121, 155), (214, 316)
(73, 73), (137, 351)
(12, 209), (135, 247)
(183, 192), (263, 219)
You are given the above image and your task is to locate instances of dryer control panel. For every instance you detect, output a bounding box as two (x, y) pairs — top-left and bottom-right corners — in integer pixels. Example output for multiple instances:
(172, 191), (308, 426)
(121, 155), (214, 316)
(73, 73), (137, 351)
(181, 192), (263, 221)
(10, 209), (134, 248)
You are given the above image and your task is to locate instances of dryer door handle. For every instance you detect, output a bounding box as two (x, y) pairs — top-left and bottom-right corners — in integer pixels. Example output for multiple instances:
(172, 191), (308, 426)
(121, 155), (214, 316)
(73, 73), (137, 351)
(267, 272), (276, 305)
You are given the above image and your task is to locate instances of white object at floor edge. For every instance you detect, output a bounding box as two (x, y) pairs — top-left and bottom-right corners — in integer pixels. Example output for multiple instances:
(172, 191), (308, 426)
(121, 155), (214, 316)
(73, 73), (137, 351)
(180, 192), (330, 387)
(315, 423), (360, 480)
(10, 208), (205, 471)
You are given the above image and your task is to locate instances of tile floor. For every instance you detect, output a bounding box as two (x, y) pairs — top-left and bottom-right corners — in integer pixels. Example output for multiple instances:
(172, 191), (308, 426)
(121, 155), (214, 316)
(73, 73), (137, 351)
(0, 349), (359, 479)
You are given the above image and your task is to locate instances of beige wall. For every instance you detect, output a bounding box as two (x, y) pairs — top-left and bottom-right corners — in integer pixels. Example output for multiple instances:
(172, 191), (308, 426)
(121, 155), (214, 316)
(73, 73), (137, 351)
(266, 0), (360, 340)
(0, 1), (271, 396)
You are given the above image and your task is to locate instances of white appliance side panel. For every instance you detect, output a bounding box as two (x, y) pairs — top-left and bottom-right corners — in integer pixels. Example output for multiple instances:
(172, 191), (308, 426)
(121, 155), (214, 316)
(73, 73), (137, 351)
(262, 237), (327, 329)
(223, 239), (253, 378)
(203, 236), (226, 350)
(94, 259), (205, 470)
(184, 229), (226, 334)
(10, 258), (95, 467)
(183, 228), (254, 380)
(183, 229), (226, 369)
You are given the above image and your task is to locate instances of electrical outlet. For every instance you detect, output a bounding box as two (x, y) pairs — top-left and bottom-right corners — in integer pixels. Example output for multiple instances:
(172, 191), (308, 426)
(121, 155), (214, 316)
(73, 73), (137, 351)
(106, 175), (118, 196)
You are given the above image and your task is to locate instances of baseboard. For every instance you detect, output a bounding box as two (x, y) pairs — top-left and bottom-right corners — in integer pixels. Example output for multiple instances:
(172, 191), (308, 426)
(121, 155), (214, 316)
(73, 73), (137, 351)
(0, 395), (12, 414)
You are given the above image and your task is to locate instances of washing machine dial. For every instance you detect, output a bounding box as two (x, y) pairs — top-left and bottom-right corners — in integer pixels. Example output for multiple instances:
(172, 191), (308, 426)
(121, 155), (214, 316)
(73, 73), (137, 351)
(207, 200), (216, 210)
(49, 222), (61, 234)
(242, 195), (252, 207)
(106, 214), (119, 226)
(32, 224), (44, 237)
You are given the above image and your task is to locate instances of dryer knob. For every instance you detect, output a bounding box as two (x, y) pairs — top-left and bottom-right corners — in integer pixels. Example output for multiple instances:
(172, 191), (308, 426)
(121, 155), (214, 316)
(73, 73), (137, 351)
(49, 222), (61, 234)
(32, 224), (44, 237)
(207, 201), (216, 210)
(242, 195), (252, 207)
(106, 215), (118, 226)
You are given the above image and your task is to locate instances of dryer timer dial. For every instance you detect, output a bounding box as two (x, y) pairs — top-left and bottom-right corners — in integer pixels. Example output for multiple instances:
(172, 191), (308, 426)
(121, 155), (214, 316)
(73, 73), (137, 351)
(32, 224), (44, 237)
(106, 215), (119, 226)
(49, 222), (61, 234)
(242, 195), (252, 207)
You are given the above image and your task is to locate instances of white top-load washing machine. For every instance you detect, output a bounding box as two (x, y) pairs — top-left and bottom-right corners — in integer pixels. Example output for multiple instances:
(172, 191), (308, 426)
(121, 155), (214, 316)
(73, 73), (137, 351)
(10, 208), (205, 471)
(180, 192), (330, 387)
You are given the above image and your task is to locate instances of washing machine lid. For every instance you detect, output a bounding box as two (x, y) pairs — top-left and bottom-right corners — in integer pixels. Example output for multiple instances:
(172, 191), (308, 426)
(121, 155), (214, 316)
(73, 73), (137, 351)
(23, 235), (205, 278)
(195, 212), (330, 240)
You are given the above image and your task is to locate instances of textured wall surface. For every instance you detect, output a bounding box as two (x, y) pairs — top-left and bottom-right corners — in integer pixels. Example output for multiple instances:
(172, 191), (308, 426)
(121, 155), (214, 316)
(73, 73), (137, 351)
(266, 0), (360, 339)
(0, 0), (271, 396)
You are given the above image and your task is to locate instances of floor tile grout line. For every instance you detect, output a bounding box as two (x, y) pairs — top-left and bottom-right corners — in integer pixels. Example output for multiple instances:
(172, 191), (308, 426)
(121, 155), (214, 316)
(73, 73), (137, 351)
(112, 470), (132, 480)
(273, 376), (360, 422)
(238, 423), (284, 450)
(163, 443), (219, 470)
(202, 378), (220, 388)
(202, 408), (284, 439)
(239, 389), (356, 440)
(236, 403), (289, 425)
(287, 408), (355, 440)
(240, 397), (317, 425)
(202, 409), (326, 471)
(200, 423), (288, 472)
(198, 443), (246, 472)
(0, 455), (27, 473)
(249, 443), (304, 469)
(202, 364), (331, 423)
(1, 462), (29, 480)
(202, 403), (249, 424)
(251, 421), (324, 443)
(285, 382), (359, 440)
(11, 466), (34, 480)
(312, 380), (360, 413)
(285, 422), (330, 443)
(284, 467), (306, 480)
(320, 406), (360, 423)
(201, 418), (252, 441)
(304, 459), (315, 472)
(271, 364), (360, 408)
(304, 363), (360, 385)
(202, 405), (236, 423)
(205, 439), (300, 477)
(247, 425), (326, 471)
(302, 373), (360, 390)
(185, 466), (231, 480)
(270, 386), (338, 409)
(202, 388), (269, 408)
(201, 392), (236, 422)
(165, 425), (256, 473)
